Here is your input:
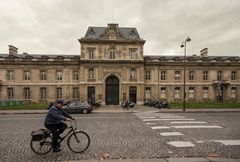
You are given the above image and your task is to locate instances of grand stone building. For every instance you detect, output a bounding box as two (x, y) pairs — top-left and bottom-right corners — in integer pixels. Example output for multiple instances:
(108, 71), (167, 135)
(0, 23), (239, 104)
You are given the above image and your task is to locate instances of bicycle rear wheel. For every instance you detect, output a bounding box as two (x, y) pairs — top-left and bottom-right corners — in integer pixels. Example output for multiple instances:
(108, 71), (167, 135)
(67, 131), (90, 153)
(30, 135), (52, 155)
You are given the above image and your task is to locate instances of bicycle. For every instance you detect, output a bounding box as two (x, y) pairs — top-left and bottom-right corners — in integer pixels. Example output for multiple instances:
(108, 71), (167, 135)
(30, 120), (90, 155)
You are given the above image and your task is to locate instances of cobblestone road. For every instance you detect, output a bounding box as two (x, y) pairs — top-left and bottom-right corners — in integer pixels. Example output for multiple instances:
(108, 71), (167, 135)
(0, 112), (239, 162)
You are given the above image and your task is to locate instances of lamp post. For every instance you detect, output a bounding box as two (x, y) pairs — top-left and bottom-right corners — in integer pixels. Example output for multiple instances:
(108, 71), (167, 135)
(180, 37), (191, 111)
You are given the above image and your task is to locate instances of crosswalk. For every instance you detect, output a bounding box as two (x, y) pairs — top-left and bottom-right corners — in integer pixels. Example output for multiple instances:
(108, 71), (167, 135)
(134, 112), (240, 148)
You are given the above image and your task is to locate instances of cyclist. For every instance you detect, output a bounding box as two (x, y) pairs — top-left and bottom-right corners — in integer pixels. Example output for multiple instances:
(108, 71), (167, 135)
(44, 99), (74, 152)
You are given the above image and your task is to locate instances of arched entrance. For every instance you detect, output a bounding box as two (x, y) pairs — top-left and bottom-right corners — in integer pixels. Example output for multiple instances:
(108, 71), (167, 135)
(106, 76), (119, 105)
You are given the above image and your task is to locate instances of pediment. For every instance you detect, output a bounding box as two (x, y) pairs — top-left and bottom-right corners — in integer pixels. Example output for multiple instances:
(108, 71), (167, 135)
(100, 25), (125, 39)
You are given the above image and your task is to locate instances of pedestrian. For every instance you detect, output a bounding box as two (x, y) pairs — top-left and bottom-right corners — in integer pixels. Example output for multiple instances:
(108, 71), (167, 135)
(44, 99), (74, 152)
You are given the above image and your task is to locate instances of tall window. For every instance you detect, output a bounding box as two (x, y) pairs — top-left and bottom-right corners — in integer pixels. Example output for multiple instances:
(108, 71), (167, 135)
(203, 71), (208, 81)
(129, 49), (136, 59)
(56, 70), (63, 81)
(217, 71), (222, 81)
(130, 68), (136, 80)
(40, 87), (47, 99)
(189, 71), (194, 80)
(88, 68), (94, 79)
(24, 70), (30, 80)
(109, 49), (115, 59)
(160, 71), (166, 80)
(7, 87), (14, 99)
(231, 87), (237, 98)
(175, 71), (180, 80)
(231, 71), (236, 81)
(175, 87), (181, 98)
(56, 87), (62, 99)
(73, 87), (79, 99)
(188, 87), (194, 98)
(24, 87), (31, 99)
(203, 87), (209, 98)
(88, 49), (94, 59)
(7, 70), (14, 80)
(160, 87), (166, 98)
(145, 70), (151, 80)
(145, 87), (151, 99)
(73, 70), (79, 80)
(40, 70), (47, 80)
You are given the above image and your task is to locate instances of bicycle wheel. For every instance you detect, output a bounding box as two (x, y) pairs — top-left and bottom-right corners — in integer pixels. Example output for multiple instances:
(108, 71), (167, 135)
(67, 131), (90, 153)
(30, 135), (52, 155)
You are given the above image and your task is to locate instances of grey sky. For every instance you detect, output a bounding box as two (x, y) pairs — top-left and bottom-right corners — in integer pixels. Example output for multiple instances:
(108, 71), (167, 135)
(0, 0), (240, 56)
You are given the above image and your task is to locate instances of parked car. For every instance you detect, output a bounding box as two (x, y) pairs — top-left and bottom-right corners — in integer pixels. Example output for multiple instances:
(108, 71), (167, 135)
(63, 101), (93, 114)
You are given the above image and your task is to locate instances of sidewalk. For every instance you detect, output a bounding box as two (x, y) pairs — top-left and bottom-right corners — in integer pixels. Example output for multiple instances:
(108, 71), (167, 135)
(0, 106), (240, 114)
(66, 157), (240, 162)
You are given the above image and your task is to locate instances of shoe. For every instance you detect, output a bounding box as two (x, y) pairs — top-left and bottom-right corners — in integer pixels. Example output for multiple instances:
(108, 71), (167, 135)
(53, 148), (62, 152)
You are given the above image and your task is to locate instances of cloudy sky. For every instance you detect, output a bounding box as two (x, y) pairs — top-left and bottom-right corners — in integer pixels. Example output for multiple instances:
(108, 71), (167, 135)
(0, 0), (240, 56)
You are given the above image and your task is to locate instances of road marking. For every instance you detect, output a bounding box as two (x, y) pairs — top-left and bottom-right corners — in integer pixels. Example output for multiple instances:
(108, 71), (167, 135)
(171, 121), (207, 124)
(197, 140), (240, 146)
(172, 125), (222, 128)
(160, 132), (183, 136)
(167, 141), (195, 147)
(151, 126), (170, 129)
(139, 117), (156, 119)
(145, 122), (156, 125)
(143, 118), (195, 122)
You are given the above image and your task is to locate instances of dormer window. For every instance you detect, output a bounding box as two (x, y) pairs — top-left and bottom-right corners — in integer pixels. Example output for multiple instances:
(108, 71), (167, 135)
(89, 28), (95, 35)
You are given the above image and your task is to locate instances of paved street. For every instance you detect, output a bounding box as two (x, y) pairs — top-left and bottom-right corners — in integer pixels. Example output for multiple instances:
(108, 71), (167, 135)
(0, 111), (240, 162)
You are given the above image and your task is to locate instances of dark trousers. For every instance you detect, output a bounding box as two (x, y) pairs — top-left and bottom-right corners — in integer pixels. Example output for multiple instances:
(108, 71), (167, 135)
(45, 122), (67, 149)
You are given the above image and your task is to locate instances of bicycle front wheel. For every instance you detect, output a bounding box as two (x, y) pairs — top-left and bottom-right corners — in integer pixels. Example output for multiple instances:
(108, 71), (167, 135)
(30, 135), (52, 155)
(67, 131), (90, 153)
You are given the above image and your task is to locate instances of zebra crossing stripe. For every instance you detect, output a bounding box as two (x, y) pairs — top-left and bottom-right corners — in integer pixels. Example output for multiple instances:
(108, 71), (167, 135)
(171, 121), (207, 124)
(160, 132), (183, 136)
(167, 141), (195, 147)
(172, 125), (222, 128)
(151, 126), (170, 129)
(143, 118), (195, 122)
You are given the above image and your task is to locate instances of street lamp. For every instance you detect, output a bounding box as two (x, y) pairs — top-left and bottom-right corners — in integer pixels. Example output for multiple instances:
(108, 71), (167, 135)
(180, 36), (191, 111)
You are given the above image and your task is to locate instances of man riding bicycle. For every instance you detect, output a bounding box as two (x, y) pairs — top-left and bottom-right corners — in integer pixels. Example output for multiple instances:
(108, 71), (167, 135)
(44, 99), (74, 152)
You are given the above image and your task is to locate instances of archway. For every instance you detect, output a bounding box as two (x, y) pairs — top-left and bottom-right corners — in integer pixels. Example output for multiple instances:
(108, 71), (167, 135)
(105, 76), (119, 105)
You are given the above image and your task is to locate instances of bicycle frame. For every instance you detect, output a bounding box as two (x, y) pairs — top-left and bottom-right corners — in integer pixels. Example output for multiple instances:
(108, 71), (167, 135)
(58, 120), (78, 144)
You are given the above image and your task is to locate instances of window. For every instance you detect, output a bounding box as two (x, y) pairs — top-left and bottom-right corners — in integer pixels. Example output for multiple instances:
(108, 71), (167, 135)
(73, 87), (79, 99)
(24, 70), (30, 80)
(24, 87), (31, 99)
(175, 87), (180, 98)
(145, 87), (151, 99)
(109, 49), (115, 59)
(175, 71), (180, 80)
(88, 68), (94, 79)
(88, 49), (94, 59)
(189, 87), (194, 98)
(231, 87), (237, 98)
(203, 71), (208, 81)
(217, 71), (222, 81)
(7, 70), (14, 80)
(73, 70), (79, 80)
(40, 70), (47, 80)
(129, 49), (136, 59)
(231, 71), (236, 80)
(56, 70), (63, 81)
(56, 87), (62, 99)
(130, 68), (136, 80)
(7, 87), (14, 99)
(160, 71), (166, 80)
(40, 87), (47, 99)
(145, 70), (151, 80)
(160, 87), (166, 98)
(203, 87), (209, 98)
(189, 71), (194, 80)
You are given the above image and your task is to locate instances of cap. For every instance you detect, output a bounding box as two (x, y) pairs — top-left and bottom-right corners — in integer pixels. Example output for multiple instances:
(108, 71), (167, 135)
(55, 99), (64, 105)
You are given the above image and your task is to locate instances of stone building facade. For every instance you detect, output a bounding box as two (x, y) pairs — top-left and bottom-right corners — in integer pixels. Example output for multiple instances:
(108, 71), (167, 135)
(0, 23), (239, 104)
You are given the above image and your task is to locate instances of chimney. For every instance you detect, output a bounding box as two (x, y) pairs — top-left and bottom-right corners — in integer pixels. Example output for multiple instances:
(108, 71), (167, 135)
(200, 48), (208, 57)
(8, 45), (18, 55)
